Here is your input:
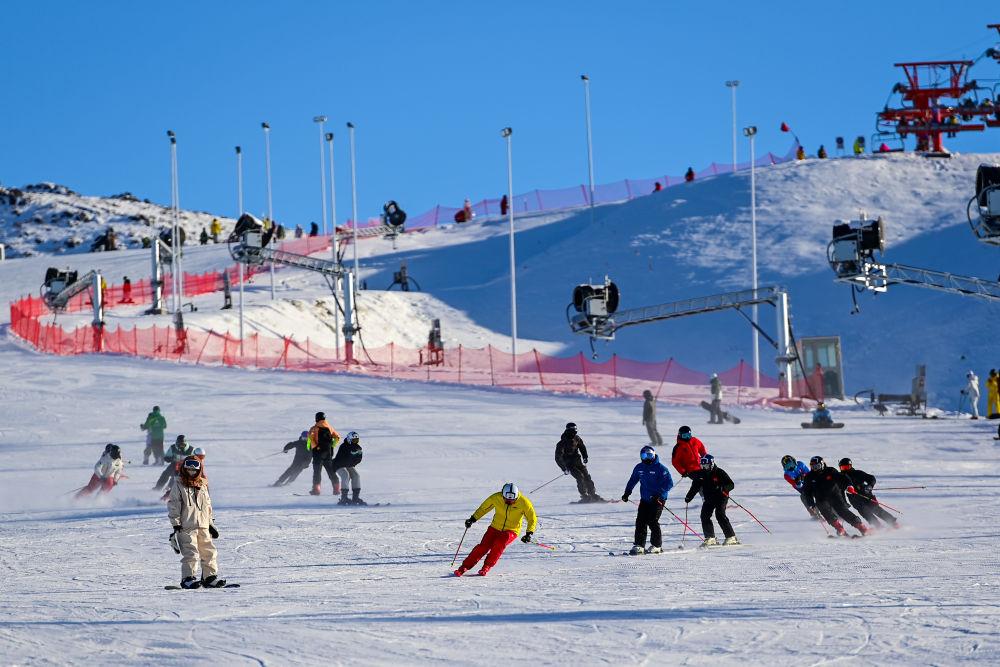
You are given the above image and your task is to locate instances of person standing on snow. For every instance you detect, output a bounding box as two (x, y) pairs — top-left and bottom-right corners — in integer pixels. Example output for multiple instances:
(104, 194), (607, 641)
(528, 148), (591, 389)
(642, 390), (663, 446)
(781, 454), (821, 519)
(455, 483), (537, 577)
(555, 423), (603, 503)
(708, 373), (724, 424)
(308, 412), (341, 495)
(801, 456), (869, 537)
(987, 369), (999, 418)
(168, 455), (225, 589)
(671, 425), (707, 478)
(272, 431), (311, 487)
(838, 458), (899, 530)
(622, 445), (674, 555)
(76, 444), (125, 498)
(962, 371), (981, 419)
(684, 454), (738, 546)
(333, 431), (365, 505)
(140, 406), (167, 465)
(155, 435), (194, 490)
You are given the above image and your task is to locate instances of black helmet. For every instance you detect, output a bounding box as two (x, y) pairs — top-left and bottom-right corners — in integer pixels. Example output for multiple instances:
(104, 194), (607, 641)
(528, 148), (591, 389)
(678, 425), (691, 435)
(565, 422), (577, 431)
(809, 455), (825, 470)
(175, 435), (185, 444)
(315, 411), (326, 422)
(838, 457), (853, 469)
(781, 454), (795, 470)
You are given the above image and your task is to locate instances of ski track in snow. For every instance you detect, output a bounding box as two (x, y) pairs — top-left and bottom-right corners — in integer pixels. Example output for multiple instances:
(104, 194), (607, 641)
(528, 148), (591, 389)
(0, 334), (999, 664)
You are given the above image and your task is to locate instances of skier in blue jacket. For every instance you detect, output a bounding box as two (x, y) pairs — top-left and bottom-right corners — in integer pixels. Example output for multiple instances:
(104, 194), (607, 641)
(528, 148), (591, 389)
(622, 445), (674, 555)
(782, 454), (820, 519)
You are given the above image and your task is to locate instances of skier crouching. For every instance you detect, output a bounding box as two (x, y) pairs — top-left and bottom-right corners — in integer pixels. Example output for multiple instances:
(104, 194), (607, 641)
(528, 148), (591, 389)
(622, 445), (674, 555)
(455, 483), (537, 577)
(555, 422), (604, 503)
(781, 454), (821, 519)
(802, 456), (869, 537)
(272, 431), (311, 487)
(685, 454), (738, 546)
(76, 444), (125, 498)
(168, 455), (225, 588)
(334, 431), (365, 505)
(838, 458), (899, 530)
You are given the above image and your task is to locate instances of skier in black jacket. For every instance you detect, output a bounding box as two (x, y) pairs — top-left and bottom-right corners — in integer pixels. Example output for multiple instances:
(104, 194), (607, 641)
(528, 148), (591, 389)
(684, 454), (738, 546)
(555, 423), (604, 502)
(272, 431), (311, 487)
(838, 458), (899, 529)
(802, 456), (869, 537)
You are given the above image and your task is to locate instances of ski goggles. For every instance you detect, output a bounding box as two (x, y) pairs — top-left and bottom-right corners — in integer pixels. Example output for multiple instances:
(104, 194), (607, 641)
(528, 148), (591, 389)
(838, 464), (852, 471)
(640, 450), (656, 462)
(783, 462), (796, 472)
(182, 458), (202, 472)
(679, 433), (692, 440)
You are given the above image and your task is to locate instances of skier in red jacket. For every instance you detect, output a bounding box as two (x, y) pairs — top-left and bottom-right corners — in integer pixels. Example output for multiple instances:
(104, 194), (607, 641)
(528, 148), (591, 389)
(671, 425), (707, 478)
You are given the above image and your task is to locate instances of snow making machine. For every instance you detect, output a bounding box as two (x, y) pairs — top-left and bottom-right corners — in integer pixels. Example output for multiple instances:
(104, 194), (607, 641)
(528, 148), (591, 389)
(41, 267), (104, 326)
(968, 163), (1000, 245)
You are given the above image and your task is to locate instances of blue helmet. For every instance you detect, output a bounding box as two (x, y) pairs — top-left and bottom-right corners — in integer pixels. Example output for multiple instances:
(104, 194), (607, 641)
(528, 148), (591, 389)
(700, 454), (715, 470)
(640, 445), (656, 462)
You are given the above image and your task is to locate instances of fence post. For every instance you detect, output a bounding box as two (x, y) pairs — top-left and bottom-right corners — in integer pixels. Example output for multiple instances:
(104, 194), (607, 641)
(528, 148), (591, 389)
(580, 184), (589, 206)
(222, 331), (229, 366)
(612, 353), (618, 396)
(488, 345), (496, 386)
(133, 326), (138, 356)
(624, 179), (632, 199)
(433, 205), (440, 227)
(654, 357), (674, 400)
(306, 337), (311, 371)
(533, 349), (544, 389)
(458, 344), (463, 383)
(711, 163), (719, 175)
(390, 342), (394, 378)
(255, 333), (259, 368)
(736, 359), (745, 406)
(535, 189), (543, 210)
(195, 330), (212, 364)
(579, 352), (589, 396)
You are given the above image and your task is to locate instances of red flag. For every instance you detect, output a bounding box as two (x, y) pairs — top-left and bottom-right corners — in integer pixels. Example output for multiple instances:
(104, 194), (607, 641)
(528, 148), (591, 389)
(780, 122), (790, 132)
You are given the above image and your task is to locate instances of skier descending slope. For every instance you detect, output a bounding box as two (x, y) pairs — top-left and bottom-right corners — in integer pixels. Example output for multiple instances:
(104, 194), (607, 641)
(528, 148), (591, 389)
(839, 458), (899, 530)
(455, 483), (537, 577)
(622, 445), (674, 555)
(782, 454), (822, 519)
(333, 431), (365, 505)
(272, 431), (311, 487)
(802, 456), (869, 537)
(554, 422), (604, 503)
(685, 454), (739, 547)
(76, 444), (125, 498)
(168, 456), (226, 589)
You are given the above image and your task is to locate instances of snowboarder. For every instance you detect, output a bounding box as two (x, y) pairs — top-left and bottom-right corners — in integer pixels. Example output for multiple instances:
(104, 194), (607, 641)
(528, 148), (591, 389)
(309, 222), (319, 237)
(796, 145), (806, 160)
(168, 455), (225, 589)
(817, 145), (828, 159)
(962, 371), (981, 419)
(272, 431), (311, 487)
(308, 412), (341, 495)
(671, 426), (707, 478)
(684, 167), (695, 182)
(838, 458), (899, 529)
(708, 373), (724, 424)
(155, 435), (194, 490)
(781, 454), (821, 519)
(121, 276), (134, 304)
(853, 136), (865, 155)
(210, 218), (222, 243)
(801, 456), (869, 537)
(653, 181), (663, 192)
(812, 402), (834, 426)
(684, 454), (738, 546)
(140, 406), (167, 465)
(199, 228), (210, 245)
(500, 194), (509, 216)
(621, 445), (674, 555)
(642, 390), (663, 446)
(988, 369), (999, 418)
(333, 430), (365, 505)
(76, 444), (125, 498)
(555, 422), (603, 502)
(222, 270), (232, 310)
(455, 483), (537, 576)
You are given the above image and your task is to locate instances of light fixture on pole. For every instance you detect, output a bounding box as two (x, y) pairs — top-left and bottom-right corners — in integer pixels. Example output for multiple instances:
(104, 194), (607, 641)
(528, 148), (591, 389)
(726, 80), (740, 172)
(347, 121), (360, 280)
(326, 130), (340, 358)
(501, 126), (518, 370)
(262, 121), (275, 300)
(743, 124), (759, 388)
(581, 74), (596, 220)
(235, 145), (244, 216)
(167, 130), (181, 315)
(313, 116), (328, 235)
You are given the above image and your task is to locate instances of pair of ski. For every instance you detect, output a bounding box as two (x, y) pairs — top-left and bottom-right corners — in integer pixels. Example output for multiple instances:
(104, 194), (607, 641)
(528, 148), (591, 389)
(165, 583), (240, 590)
(609, 543), (746, 556)
(291, 494), (388, 506)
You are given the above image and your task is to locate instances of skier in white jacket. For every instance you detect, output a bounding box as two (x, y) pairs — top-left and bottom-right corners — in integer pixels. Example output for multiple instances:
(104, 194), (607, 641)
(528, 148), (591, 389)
(168, 455), (225, 588)
(76, 444), (125, 498)
(963, 371), (981, 419)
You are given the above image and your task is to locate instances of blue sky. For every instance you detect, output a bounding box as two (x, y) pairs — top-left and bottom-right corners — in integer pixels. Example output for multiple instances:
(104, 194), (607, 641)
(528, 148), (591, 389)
(2, 1), (999, 227)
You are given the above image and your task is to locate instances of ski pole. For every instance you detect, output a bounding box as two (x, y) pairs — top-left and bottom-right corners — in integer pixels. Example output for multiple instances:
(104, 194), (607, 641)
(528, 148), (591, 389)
(817, 515), (831, 537)
(451, 526), (469, 567)
(663, 505), (703, 540)
(877, 486), (926, 491)
(261, 451), (286, 459)
(728, 496), (771, 534)
(682, 505), (689, 547)
(535, 542), (557, 550)
(529, 473), (566, 494)
(868, 496), (903, 514)
(61, 485), (87, 496)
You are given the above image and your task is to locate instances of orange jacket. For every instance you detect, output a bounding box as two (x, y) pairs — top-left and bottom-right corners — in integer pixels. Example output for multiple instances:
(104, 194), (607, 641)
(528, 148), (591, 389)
(671, 436), (707, 477)
(308, 419), (341, 457)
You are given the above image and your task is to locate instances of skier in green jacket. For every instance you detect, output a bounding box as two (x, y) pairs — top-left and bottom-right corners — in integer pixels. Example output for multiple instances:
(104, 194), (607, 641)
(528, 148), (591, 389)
(141, 406), (167, 465)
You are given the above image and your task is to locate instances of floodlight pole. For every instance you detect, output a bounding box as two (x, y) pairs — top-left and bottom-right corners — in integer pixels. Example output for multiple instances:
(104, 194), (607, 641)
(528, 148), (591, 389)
(347, 122), (360, 280)
(326, 131), (340, 358)
(235, 146), (244, 215)
(725, 80), (740, 172)
(314, 116), (328, 235)
(744, 125), (760, 388)
(167, 131), (181, 315)
(262, 121), (275, 300)
(502, 127), (518, 369)
(581, 75), (595, 220)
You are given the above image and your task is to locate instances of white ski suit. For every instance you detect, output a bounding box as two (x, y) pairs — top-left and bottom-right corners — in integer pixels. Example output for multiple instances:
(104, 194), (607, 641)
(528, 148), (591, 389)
(168, 482), (218, 579)
(95, 452), (124, 482)
(965, 371), (981, 418)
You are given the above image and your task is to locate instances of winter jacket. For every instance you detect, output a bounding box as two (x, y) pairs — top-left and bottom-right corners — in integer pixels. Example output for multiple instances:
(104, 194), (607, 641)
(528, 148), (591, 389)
(988, 374), (999, 400)
(710, 377), (723, 400)
(168, 482), (214, 530)
(812, 407), (833, 424)
(783, 461), (810, 491)
(142, 410), (167, 437)
(684, 466), (734, 503)
(802, 466), (854, 507)
(555, 430), (588, 469)
(965, 373), (981, 399)
(333, 439), (363, 468)
(94, 452), (124, 482)
(164, 442), (194, 465)
(671, 436), (707, 477)
(642, 397), (656, 425)
(308, 419), (341, 459)
(284, 437), (311, 463)
(472, 492), (538, 536)
(624, 455), (674, 502)
(842, 468), (877, 497)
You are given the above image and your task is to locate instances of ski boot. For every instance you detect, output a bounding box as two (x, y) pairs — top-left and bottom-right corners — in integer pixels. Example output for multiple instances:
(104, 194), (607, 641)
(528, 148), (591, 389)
(453, 567), (467, 577)
(723, 536), (741, 546)
(309, 484), (321, 496)
(477, 567), (491, 576)
(589, 493), (606, 503)
(180, 576), (201, 590)
(629, 544), (645, 555)
(832, 520), (848, 537)
(578, 494), (591, 503)
(700, 537), (718, 548)
(352, 489), (367, 506)
(333, 480), (341, 494)
(855, 523), (870, 537)
(202, 575), (227, 588)
(338, 489), (351, 505)
(647, 546), (663, 554)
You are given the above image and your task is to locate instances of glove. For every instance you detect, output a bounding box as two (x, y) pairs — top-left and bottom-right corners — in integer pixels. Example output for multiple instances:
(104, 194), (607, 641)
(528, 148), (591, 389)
(464, 516), (476, 529)
(521, 531), (533, 543)
(209, 525), (219, 539)
(168, 527), (181, 554)
(722, 490), (730, 497)
(562, 468), (570, 475)
(684, 495), (693, 504)
(846, 486), (856, 495)
(582, 458), (588, 465)
(621, 494), (630, 503)
(654, 497), (665, 507)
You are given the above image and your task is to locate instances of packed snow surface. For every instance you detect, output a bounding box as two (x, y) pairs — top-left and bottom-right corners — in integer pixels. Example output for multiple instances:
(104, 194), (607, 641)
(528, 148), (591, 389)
(0, 333), (997, 664)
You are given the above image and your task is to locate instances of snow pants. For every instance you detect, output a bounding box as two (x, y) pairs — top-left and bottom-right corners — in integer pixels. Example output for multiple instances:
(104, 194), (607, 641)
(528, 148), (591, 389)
(645, 421), (663, 447)
(566, 459), (595, 497)
(989, 390), (1000, 417)
(461, 527), (517, 572)
(143, 433), (152, 465)
(816, 495), (865, 531)
(848, 494), (896, 527)
(337, 466), (360, 491)
(150, 435), (165, 465)
(634, 499), (664, 548)
(709, 399), (723, 424)
(178, 527), (218, 579)
(274, 458), (310, 486)
(700, 497), (735, 540)
(312, 457), (337, 489)
(154, 463), (175, 490)
(76, 474), (114, 498)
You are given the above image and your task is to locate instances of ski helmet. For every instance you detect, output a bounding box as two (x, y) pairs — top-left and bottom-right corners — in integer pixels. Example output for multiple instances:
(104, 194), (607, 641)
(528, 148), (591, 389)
(501, 482), (519, 502)
(642, 389), (653, 399)
(640, 445), (656, 462)
(315, 411), (326, 422)
(678, 425), (692, 440)
(565, 422), (577, 431)
(182, 456), (202, 473)
(300, 431), (309, 439)
(809, 455), (825, 471)
(175, 434), (186, 444)
(781, 454), (796, 471)
(817, 401), (826, 409)
(700, 454), (715, 470)
(345, 431), (360, 445)
(193, 447), (206, 457)
(838, 457), (853, 470)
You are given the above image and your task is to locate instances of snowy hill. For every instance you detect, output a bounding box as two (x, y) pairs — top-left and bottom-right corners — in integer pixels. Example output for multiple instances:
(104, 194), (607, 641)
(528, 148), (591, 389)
(0, 182), (234, 257)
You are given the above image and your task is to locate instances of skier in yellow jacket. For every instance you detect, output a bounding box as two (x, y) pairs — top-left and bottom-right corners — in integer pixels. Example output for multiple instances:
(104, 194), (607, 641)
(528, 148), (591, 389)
(987, 369), (1000, 418)
(168, 455), (225, 588)
(455, 483), (537, 577)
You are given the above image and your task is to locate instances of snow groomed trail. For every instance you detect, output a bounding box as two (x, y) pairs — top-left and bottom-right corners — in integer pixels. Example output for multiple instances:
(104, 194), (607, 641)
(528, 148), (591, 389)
(0, 334), (998, 664)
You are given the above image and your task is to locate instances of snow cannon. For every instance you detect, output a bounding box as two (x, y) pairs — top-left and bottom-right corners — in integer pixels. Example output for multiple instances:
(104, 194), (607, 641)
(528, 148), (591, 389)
(227, 213), (271, 264)
(382, 200), (406, 230)
(828, 215), (887, 291)
(967, 164), (1000, 244)
(568, 277), (619, 339)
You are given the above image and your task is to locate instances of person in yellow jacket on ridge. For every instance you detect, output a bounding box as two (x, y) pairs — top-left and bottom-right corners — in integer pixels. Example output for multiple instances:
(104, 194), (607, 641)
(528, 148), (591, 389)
(988, 369), (1000, 418)
(455, 482), (537, 577)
